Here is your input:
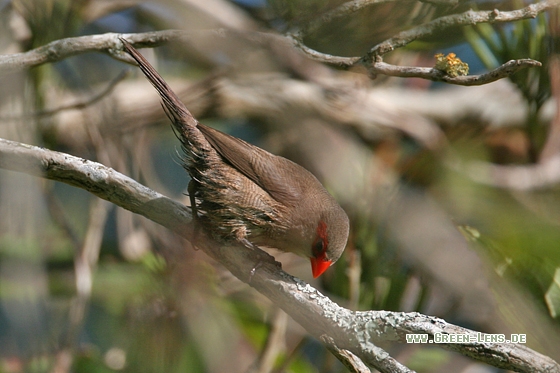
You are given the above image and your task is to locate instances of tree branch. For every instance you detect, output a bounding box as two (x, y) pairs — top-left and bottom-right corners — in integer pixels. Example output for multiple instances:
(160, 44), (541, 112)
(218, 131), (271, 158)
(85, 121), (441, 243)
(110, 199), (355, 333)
(0, 29), (225, 74)
(321, 335), (375, 373)
(365, 1), (559, 59)
(1, 21), (548, 87)
(0, 137), (558, 373)
(369, 59), (542, 86)
(287, 34), (360, 69)
(288, 0), (556, 83)
(0, 138), (192, 233)
(288, 34), (543, 86)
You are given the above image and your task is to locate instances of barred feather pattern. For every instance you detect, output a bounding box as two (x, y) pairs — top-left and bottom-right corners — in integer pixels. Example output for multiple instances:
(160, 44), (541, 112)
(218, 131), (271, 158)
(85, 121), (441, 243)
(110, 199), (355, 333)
(180, 136), (290, 244)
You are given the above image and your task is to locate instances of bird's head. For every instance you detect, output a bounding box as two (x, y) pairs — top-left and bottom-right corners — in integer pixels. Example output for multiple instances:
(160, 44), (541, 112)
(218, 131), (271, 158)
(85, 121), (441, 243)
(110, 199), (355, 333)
(309, 206), (350, 278)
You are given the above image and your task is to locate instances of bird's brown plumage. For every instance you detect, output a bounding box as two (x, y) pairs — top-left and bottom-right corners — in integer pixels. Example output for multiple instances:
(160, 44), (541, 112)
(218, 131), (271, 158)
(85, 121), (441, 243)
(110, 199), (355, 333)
(120, 38), (349, 277)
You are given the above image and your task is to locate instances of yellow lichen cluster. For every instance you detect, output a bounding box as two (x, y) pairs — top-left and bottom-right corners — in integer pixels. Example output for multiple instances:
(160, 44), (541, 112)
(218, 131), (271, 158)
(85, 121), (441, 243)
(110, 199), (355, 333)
(434, 53), (469, 77)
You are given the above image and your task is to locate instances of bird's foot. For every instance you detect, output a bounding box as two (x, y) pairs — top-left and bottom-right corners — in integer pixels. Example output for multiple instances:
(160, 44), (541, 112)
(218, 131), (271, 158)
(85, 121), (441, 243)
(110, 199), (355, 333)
(187, 180), (203, 249)
(240, 238), (282, 266)
(240, 238), (282, 282)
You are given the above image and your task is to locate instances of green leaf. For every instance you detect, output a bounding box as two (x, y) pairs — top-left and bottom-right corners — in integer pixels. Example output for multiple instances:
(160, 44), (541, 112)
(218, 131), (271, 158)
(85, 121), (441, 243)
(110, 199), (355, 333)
(545, 268), (560, 318)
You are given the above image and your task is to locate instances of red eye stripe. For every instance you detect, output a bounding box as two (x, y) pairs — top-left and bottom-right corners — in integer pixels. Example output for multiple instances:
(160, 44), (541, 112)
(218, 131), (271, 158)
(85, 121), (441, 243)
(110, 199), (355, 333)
(313, 220), (328, 257)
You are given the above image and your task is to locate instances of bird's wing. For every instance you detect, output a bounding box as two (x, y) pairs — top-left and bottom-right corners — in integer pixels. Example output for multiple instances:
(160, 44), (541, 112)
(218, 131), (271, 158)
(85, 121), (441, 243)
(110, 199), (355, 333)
(197, 123), (301, 206)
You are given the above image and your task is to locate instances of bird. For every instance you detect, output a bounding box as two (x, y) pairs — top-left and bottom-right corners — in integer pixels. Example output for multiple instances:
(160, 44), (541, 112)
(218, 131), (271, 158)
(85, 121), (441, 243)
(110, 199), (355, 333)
(120, 38), (349, 278)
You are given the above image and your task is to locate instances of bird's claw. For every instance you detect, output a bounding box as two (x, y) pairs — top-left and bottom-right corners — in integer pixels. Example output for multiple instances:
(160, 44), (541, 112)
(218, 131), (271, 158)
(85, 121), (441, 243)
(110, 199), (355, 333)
(241, 238), (282, 282)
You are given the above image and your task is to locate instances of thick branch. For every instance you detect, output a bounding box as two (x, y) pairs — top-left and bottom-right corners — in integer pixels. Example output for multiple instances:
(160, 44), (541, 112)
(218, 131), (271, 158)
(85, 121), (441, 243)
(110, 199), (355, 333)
(0, 138), (191, 232)
(0, 137), (558, 373)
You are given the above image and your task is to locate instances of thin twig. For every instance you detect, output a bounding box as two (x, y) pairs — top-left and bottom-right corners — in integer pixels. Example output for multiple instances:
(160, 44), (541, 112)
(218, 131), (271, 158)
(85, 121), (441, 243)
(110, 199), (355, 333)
(288, 0), (551, 84)
(287, 34), (359, 68)
(321, 335), (374, 373)
(366, 0), (559, 59)
(43, 188), (82, 247)
(369, 59), (542, 86)
(0, 24), (549, 86)
(540, 56), (560, 161)
(252, 309), (288, 373)
(0, 70), (129, 122)
(419, 0), (463, 4)
(298, 0), (404, 38)
(51, 198), (111, 373)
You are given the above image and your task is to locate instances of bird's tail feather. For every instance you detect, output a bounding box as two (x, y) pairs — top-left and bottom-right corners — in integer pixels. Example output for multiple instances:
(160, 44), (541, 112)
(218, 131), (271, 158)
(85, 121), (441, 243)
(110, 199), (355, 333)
(119, 37), (212, 174)
(119, 37), (198, 132)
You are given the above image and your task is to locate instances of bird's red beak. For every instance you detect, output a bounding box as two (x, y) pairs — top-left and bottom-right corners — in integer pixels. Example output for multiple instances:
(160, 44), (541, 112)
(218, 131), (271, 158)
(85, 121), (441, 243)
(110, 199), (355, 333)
(310, 257), (332, 278)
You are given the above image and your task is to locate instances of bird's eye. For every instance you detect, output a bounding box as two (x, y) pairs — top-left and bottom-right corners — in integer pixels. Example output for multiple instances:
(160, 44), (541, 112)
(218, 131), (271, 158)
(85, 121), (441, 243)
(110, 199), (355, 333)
(312, 238), (325, 257)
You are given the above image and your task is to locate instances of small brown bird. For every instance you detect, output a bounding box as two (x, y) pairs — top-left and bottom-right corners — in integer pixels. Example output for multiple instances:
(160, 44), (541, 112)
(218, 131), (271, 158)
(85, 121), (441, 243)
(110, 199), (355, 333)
(120, 38), (349, 278)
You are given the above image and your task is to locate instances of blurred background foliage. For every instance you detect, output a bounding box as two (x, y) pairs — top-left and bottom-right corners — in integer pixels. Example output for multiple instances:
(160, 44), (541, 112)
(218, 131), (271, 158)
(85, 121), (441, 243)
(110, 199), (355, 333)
(0, 0), (559, 372)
